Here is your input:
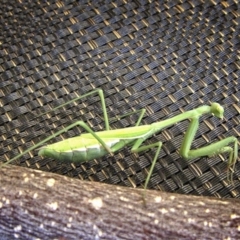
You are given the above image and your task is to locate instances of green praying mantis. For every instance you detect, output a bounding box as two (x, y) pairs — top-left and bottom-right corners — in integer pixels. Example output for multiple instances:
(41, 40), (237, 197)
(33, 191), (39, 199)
(2, 88), (238, 193)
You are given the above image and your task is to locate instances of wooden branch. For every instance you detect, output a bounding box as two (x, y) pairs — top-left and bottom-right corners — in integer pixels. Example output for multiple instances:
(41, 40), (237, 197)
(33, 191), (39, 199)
(0, 165), (239, 239)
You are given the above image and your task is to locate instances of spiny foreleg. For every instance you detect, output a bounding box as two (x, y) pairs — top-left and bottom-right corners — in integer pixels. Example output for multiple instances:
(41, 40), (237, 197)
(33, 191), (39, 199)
(179, 117), (238, 181)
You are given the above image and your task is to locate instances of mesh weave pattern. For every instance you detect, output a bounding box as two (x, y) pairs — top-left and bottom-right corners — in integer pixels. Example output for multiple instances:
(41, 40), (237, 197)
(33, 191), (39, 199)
(0, 0), (239, 198)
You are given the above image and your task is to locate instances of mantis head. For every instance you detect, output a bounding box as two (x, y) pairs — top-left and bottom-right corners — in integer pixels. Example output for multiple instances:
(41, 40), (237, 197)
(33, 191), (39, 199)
(211, 102), (224, 119)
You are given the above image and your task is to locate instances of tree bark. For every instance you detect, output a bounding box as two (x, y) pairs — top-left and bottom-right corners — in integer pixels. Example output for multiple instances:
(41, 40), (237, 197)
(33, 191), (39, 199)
(0, 165), (239, 240)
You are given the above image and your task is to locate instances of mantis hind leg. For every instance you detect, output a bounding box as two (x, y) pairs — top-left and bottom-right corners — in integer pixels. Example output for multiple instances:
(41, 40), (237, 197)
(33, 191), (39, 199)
(180, 117), (238, 181)
(2, 121), (112, 167)
(38, 88), (110, 130)
(131, 137), (162, 199)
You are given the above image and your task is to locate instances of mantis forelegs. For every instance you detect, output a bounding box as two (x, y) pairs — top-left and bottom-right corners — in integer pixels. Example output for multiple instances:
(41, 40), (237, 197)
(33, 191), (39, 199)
(180, 117), (238, 180)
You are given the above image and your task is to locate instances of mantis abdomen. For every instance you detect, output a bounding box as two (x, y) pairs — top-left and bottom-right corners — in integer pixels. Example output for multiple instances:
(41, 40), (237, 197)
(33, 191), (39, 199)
(38, 135), (120, 162)
(38, 126), (151, 162)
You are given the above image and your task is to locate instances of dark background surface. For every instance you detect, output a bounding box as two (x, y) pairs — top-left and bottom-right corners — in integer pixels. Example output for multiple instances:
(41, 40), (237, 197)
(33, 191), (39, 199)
(0, 0), (239, 199)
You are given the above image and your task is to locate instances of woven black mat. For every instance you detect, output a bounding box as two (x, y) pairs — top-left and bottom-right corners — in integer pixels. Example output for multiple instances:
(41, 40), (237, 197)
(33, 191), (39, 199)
(0, 0), (239, 199)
